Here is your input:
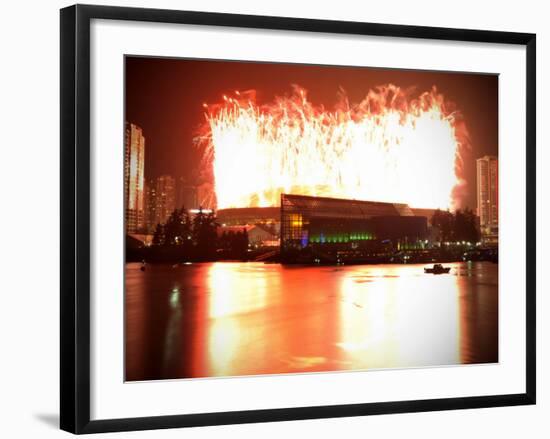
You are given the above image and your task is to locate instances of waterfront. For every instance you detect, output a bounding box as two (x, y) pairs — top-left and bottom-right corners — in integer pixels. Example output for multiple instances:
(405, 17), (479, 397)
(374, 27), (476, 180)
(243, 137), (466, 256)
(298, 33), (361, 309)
(125, 261), (498, 381)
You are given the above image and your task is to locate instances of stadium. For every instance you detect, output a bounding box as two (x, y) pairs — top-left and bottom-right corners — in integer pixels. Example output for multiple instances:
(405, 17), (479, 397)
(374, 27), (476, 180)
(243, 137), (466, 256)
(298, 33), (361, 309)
(280, 194), (429, 263)
(217, 193), (432, 263)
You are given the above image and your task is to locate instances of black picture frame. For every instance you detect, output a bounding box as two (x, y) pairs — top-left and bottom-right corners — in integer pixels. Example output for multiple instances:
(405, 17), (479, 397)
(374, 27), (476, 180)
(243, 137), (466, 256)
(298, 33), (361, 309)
(60, 4), (536, 434)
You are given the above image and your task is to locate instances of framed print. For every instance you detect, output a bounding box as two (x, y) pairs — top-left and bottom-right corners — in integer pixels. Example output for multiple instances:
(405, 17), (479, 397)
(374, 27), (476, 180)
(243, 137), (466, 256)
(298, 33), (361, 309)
(60, 4), (536, 434)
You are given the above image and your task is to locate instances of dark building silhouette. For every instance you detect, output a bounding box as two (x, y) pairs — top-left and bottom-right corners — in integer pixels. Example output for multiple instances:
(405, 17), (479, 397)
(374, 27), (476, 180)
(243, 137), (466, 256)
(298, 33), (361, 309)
(176, 178), (198, 210)
(145, 175), (176, 233)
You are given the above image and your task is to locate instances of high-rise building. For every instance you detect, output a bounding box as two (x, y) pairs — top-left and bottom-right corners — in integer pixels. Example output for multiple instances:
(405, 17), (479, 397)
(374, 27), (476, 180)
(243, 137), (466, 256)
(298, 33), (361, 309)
(146, 175), (176, 230)
(476, 155), (498, 239)
(144, 179), (157, 234)
(124, 123), (146, 234)
(176, 178), (198, 210)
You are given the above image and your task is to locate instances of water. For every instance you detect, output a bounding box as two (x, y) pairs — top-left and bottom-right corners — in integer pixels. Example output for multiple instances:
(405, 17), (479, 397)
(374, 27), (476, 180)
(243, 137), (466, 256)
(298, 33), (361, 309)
(125, 261), (498, 381)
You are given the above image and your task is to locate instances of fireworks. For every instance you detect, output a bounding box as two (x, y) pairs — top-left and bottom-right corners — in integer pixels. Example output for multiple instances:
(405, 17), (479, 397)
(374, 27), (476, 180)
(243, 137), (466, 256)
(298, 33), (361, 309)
(197, 84), (468, 210)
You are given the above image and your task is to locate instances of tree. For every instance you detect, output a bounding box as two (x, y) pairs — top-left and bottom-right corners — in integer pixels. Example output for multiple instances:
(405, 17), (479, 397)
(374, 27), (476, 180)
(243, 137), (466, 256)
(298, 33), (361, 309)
(164, 207), (192, 247)
(465, 208), (480, 243)
(431, 208), (480, 245)
(152, 223), (165, 246)
(232, 228), (248, 259)
(454, 207), (479, 243)
(192, 208), (218, 259)
(431, 209), (453, 243)
(217, 228), (249, 260)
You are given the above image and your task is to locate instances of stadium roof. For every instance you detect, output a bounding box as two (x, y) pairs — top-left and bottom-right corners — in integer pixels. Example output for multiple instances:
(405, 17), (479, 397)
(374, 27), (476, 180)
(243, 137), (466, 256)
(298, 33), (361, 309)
(410, 208), (437, 223)
(217, 207), (279, 224)
(281, 193), (414, 219)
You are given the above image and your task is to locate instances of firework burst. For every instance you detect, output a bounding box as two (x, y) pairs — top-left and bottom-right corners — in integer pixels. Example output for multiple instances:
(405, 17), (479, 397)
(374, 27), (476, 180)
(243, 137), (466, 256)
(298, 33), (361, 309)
(197, 84), (469, 210)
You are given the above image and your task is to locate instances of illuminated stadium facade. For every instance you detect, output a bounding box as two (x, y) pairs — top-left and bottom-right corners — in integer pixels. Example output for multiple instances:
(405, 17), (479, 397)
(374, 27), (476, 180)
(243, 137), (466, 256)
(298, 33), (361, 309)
(280, 193), (428, 263)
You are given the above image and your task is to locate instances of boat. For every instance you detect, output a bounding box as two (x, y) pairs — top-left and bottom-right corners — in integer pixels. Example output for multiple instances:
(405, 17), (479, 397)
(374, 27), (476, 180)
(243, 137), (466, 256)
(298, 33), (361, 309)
(424, 264), (451, 274)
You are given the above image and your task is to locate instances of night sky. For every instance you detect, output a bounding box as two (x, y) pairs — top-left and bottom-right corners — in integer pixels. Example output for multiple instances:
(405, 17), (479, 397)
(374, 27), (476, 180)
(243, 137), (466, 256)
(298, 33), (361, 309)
(125, 56), (498, 209)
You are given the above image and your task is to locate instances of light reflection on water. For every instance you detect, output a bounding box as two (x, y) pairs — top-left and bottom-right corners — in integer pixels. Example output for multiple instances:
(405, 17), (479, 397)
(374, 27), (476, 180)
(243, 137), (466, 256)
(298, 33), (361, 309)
(125, 261), (497, 381)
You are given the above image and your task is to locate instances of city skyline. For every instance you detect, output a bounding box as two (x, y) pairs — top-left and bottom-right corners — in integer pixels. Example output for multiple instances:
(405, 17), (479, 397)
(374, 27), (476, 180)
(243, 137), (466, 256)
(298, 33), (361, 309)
(126, 123), (498, 250)
(126, 116), (497, 226)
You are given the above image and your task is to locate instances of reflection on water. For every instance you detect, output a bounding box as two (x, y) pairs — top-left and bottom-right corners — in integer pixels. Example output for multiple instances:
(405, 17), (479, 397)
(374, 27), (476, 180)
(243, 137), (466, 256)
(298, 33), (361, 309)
(125, 261), (497, 381)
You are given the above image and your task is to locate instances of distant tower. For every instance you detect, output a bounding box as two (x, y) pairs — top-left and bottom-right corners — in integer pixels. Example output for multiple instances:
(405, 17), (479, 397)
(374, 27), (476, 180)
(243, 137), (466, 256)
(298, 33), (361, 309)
(153, 175), (177, 226)
(144, 179), (157, 234)
(176, 177), (198, 210)
(124, 123), (145, 234)
(476, 156), (498, 240)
